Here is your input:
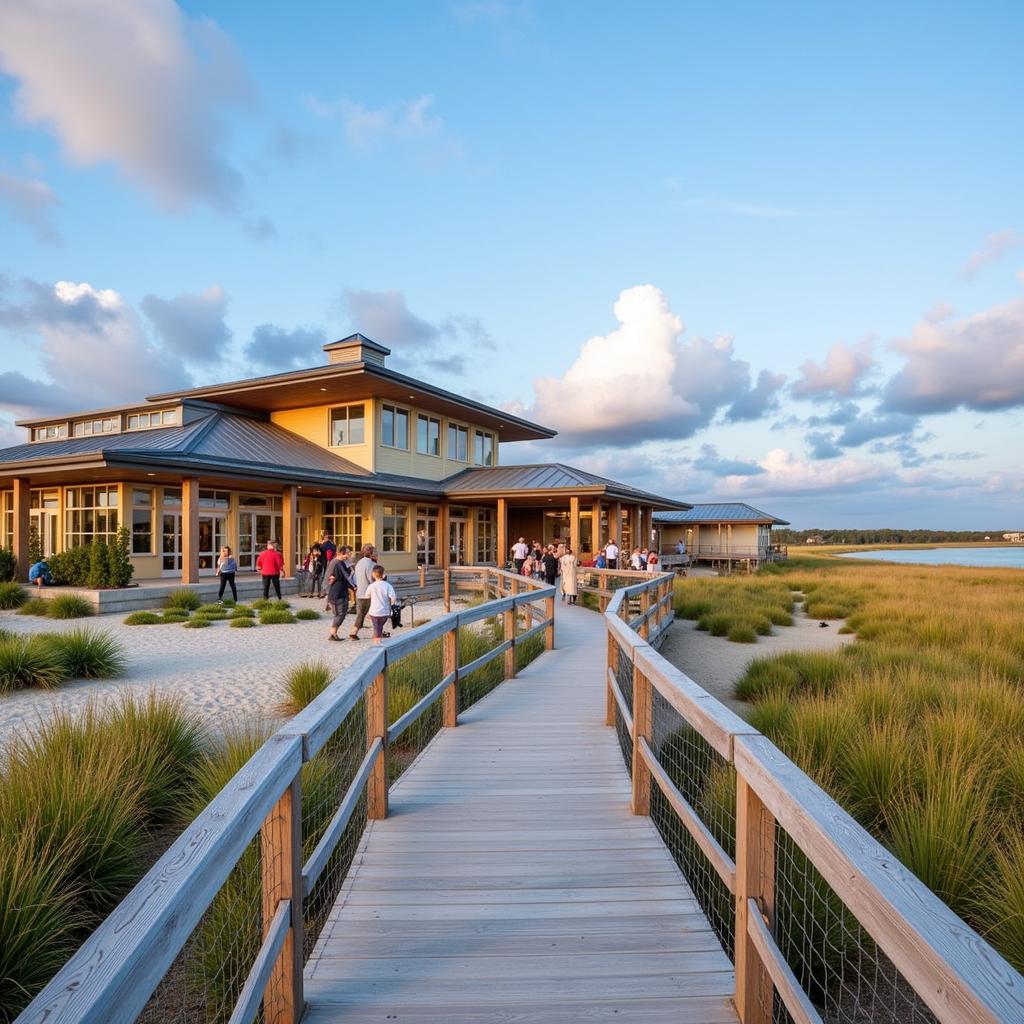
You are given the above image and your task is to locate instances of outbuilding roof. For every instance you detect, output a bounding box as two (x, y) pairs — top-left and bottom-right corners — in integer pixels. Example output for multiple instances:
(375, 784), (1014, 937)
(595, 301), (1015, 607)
(653, 502), (789, 525)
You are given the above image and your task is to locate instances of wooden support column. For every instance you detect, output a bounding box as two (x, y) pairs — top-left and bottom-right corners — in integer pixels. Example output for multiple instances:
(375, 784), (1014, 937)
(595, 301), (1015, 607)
(12, 478), (30, 582)
(610, 501), (622, 545)
(181, 477), (200, 585)
(545, 592), (555, 650)
(630, 663), (652, 815)
(442, 624), (458, 727)
(591, 499), (603, 553)
(569, 495), (580, 555)
(261, 773), (303, 1024)
(443, 568), (451, 612)
(282, 485), (297, 578)
(361, 493), (375, 553)
(497, 497), (508, 567)
(366, 669), (388, 819)
(735, 776), (776, 1024)
(438, 501), (450, 569)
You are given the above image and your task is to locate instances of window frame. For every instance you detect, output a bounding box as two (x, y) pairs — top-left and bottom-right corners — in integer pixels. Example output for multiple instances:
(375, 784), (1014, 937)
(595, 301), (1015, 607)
(380, 403), (410, 450)
(329, 403), (366, 447)
(64, 485), (119, 549)
(381, 502), (409, 552)
(131, 488), (154, 554)
(447, 422), (469, 462)
(416, 414), (441, 457)
(473, 430), (495, 467)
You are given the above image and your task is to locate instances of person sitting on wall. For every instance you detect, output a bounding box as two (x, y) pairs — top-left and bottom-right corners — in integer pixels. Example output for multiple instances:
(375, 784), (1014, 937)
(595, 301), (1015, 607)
(29, 558), (53, 587)
(594, 550), (607, 570)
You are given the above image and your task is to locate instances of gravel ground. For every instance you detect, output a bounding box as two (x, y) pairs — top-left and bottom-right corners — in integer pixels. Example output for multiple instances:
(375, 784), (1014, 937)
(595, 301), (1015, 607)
(0, 596), (456, 747)
(657, 599), (855, 718)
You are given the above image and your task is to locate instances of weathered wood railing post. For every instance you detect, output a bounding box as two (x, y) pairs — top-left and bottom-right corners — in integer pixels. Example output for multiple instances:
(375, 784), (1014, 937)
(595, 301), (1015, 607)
(606, 628), (618, 727)
(545, 588), (555, 650)
(505, 577), (518, 679)
(735, 774), (776, 1024)
(444, 567), (451, 611)
(366, 667), (388, 819)
(260, 772), (304, 1024)
(630, 661), (652, 815)
(639, 587), (651, 640)
(418, 564), (426, 588)
(442, 620), (458, 727)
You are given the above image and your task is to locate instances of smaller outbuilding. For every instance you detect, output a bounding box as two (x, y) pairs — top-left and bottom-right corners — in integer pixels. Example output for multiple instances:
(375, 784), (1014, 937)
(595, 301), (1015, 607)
(653, 502), (789, 569)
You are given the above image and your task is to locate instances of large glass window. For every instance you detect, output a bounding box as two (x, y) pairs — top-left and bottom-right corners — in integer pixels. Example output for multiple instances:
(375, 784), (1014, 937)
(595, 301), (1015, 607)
(447, 423), (468, 462)
(131, 488), (153, 554)
(199, 489), (230, 509)
(416, 505), (439, 566)
(65, 485), (119, 548)
(73, 417), (119, 437)
(321, 499), (362, 550)
(329, 403), (366, 446)
(381, 404), (409, 449)
(473, 430), (495, 466)
(416, 415), (441, 457)
(1, 491), (11, 548)
(126, 409), (177, 430)
(475, 508), (496, 563)
(382, 503), (408, 552)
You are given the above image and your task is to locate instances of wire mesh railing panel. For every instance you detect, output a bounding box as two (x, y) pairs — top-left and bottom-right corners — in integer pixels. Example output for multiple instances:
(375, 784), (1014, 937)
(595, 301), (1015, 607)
(388, 639), (445, 780)
(138, 838), (265, 1024)
(762, 830), (939, 1024)
(457, 613), (505, 712)
(612, 643), (634, 769)
(301, 694), (369, 958)
(649, 685), (736, 957)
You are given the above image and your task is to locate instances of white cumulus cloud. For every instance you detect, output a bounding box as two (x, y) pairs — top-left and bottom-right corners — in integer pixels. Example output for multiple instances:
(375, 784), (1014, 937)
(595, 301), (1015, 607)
(791, 339), (875, 400)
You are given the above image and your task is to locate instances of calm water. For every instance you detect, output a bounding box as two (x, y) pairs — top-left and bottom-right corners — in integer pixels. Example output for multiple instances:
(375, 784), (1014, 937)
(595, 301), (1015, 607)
(839, 546), (1024, 569)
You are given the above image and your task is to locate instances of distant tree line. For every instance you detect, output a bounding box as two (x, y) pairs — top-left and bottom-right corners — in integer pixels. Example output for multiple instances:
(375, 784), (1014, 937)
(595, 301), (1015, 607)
(773, 528), (1006, 545)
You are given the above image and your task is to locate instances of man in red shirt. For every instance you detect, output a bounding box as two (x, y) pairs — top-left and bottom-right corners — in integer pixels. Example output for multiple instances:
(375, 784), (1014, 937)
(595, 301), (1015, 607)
(255, 540), (285, 600)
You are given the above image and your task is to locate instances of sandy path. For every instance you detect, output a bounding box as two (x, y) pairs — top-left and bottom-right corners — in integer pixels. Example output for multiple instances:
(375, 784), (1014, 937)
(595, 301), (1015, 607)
(657, 600), (855, 718)
(0, 597), (455, 746)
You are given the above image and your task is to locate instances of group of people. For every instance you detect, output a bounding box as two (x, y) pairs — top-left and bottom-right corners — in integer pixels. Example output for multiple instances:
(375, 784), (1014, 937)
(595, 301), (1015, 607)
(599, 544), (661, 573)
(510, 537), (580, 604)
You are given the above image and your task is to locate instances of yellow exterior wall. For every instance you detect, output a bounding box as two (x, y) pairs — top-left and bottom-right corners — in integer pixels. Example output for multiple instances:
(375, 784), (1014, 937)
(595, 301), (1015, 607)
(271, 403), (377, 472)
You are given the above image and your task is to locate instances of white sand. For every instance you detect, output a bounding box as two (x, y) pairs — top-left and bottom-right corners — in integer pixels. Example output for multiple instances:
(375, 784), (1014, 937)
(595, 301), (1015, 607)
(657, 600), (855, 718)
(0, 597), (456, 747)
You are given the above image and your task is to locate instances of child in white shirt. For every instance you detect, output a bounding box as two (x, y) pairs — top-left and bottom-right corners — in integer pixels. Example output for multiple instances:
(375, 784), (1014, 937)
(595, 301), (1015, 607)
(365, 565), (398, 644)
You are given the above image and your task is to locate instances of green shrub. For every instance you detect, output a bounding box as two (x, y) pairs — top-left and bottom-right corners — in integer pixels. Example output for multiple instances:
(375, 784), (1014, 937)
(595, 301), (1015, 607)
(727, 623), (757, 643)
(0, 580), (27, 609)
(0, 635), (68, 693)
(183, 617), (211, 628)
(295, 609), (320, 621)
(107, 526), (134, 588)
(229, 617), (256, 628)
(28, 523), (42, 566)
(229, 606), (255, 618)
(52, 629), (126, 679)
(47, 594), (94, 619)
(0, 546), (16, 583)
(124, 611), (161, 625)
(48, 545), (92, 586)
(259, 609), (296, 625)
(17, 597), (51, 617)
(87, 540), (109, 589)
(164, 588), (202, 611)
(280, 660), (334, 714)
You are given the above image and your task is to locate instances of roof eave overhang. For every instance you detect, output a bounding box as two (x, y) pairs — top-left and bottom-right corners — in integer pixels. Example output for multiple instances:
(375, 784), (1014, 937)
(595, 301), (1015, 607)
(0, 452), (109, 474)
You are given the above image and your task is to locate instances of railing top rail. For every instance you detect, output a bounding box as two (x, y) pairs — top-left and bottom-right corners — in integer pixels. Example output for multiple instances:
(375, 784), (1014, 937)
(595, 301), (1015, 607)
(735, 733), (1024, 1024)
(18, 733), (304, 1024)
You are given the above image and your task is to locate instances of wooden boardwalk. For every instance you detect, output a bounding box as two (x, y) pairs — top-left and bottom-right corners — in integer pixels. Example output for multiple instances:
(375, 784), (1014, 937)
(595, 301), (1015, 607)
(304, 601), (738, 1023)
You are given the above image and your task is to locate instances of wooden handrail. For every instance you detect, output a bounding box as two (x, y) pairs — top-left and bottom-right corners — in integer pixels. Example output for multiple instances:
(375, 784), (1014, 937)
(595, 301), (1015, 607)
(600, 570), (1024, 1024)
(16, 566), (556, 1024)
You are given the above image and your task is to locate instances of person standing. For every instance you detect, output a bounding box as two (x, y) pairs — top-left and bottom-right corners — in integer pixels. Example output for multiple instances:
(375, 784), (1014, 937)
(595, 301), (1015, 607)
(541, 545), (559, 586)
(325, 544), (355, 641)
(559, 545), (579, 605)
(304, 543), (325, 598)
(321, 531), (337, 563)
(255, 540), (284, 600)
(511, 536), (530, 575)
(349, 544), (377, 640)
(605, 538), (620, 570)
(366, 565), (398, 645)
(647, 549), (660, 572)
(215, 545), (238, 602)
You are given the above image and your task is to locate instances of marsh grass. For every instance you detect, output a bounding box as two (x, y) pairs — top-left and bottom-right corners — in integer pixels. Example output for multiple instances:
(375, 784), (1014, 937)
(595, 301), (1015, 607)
(124, 611), (161, 625)
(228, 605), (255, 618)
(0, 634), (66, 692)
(259, 608), (296, 624)
(735, 552), (1024, 966)
(183, 617), (211, 628)
(164, 588), (202, 612)
(0, 580), (26, 610)
(52, 629), (126, 679)
(674, 576), (794, 643)
(17, 597), (50, 616)
(229, 617), (256, 628)
(295, 608), (320, 621)
(279, 660), (333, 715)
(46, 595), (94, 620)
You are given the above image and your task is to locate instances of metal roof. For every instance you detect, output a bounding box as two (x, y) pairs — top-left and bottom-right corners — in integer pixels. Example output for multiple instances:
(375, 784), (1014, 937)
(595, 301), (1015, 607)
(653, 502), (789, 525)
(443, 463), (690, 509)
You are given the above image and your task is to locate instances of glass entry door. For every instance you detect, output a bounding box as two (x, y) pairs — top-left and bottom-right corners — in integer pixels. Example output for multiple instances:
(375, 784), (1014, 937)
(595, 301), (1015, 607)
(162, 512), (181, 574)
(449, 517), (466, 566)
(417, 507), (438, 566)
(30, 509), (59, 558)
(238, 511), (281, 570)
(198, 514), (226, 573)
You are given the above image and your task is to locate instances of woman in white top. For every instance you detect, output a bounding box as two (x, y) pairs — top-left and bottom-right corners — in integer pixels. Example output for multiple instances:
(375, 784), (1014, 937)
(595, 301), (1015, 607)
(365, 565), (398, 644)
(559, 545), (579, 605)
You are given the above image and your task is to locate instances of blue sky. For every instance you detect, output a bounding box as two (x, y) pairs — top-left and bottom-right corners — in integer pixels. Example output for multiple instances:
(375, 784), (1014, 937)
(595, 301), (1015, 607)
(0, 1), (1021, 528)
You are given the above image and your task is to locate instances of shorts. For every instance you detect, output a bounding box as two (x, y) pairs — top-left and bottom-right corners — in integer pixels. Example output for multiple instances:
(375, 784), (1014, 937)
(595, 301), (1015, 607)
(370, 614), (389, 639)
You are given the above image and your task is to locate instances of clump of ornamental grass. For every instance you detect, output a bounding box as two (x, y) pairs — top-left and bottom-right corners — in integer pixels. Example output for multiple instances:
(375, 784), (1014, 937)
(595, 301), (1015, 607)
(279, 659), (334, 715)
(295, 608), (320, 621)
(783, 695), (857, 794)
(196, 603), (226, 615)
(0, 580), (27, 610)
(0, 633), (67, 693)
(746, 687), (794, 744)
(124, 611), (161, 625)
(164, 588), (202, 612)
(17, 597), (51, 617)
(182, 617), (211, 629)
(193, 608), (229, 621)
(250, 597), (272, 610)
(259, 608), (296, 625)
(838, 718), (915, 831)
(51, 628), (126, 679)
(46, 594), (94, 619)
(984, 833), (1024, 973)
(229, 617), (256, 628)
(735, 650), (847, 701)
(161, 610), (190, 623)
(229, 605), (255, 618)
(727, 623), (757, 643)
